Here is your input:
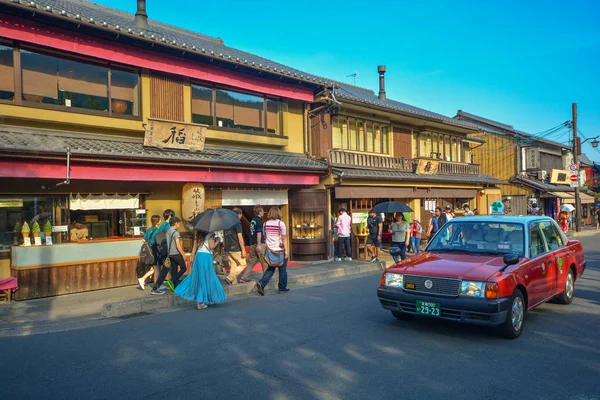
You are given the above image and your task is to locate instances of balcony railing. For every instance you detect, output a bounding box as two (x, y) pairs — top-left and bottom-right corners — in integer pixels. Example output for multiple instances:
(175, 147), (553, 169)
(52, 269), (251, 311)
(437, 161), (480, 175)
(328, 150), (414, 171)
(328, 150), (481, 176)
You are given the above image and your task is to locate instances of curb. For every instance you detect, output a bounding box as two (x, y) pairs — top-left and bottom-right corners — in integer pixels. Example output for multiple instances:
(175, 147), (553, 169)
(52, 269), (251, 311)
(101, 262), (386, 318)
(570, 229), (600, 238)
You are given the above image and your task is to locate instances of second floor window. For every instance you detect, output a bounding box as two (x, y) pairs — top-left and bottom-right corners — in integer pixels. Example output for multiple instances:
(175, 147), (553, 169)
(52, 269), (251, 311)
(192, 83), (288, 135)
(17, 48), (139, 117)
(332, 115), (389, 154)
(418, 132), (466, 162)
(0, 45), (14, 101)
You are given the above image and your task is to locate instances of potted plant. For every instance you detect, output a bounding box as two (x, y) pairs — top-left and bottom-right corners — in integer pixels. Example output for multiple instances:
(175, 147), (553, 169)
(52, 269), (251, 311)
(21, 221), (30, 241)
(44, 220), (52, 237)
(32, 221), (41, 238)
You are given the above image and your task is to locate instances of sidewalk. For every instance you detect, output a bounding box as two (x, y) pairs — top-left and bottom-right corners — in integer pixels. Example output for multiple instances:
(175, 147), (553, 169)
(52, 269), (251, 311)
(568, 225), (600, 238)
(0, 260), (386, 332)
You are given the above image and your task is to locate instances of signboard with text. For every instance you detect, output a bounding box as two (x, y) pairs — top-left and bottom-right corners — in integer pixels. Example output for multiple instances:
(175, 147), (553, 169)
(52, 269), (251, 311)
(144, 119), (207, 152)
(0, 198), (23, 208)
(550, 169), (571, 185)
(415, 159), (440, 175)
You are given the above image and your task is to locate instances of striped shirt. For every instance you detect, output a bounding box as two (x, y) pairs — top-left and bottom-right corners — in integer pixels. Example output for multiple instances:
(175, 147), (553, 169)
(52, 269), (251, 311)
(264, 219), (286, 252)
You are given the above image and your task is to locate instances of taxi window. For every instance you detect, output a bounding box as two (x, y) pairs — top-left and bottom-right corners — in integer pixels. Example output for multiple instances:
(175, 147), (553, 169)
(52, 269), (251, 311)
(539, 221), (564, 250)
(529, 223), (547, 258)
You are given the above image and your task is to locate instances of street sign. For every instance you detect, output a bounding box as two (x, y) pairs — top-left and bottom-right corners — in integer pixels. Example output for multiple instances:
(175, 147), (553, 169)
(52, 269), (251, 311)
(570, 181), (578, 187)
(569, 164), (579, 172)
(570, 174), (579, 182)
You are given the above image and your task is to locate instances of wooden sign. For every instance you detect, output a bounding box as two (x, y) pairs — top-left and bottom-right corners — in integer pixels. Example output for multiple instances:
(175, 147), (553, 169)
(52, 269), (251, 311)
(144, 119), (207, 152)
(181, 183), (205, 222)
(415, 159), (439, 175)
(550, 169), (570, 185)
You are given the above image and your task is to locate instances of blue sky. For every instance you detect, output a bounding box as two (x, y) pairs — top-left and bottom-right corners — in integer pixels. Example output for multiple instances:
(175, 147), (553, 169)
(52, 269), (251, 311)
(102, 0), (600, 162)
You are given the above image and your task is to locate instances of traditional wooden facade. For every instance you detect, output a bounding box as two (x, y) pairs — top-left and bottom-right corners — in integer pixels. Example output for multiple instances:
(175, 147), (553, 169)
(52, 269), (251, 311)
(0, 0), (334, 297)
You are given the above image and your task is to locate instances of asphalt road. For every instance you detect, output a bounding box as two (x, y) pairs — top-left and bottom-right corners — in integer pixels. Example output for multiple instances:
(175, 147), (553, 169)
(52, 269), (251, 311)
(1, 235), (599, 400)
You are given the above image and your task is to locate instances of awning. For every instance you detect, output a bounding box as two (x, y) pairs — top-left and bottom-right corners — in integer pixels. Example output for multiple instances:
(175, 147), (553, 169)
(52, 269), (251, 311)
(335, 186), (478, 199)
(540, 192), (574, 199)
(564, 193), (596, 204)
(221, 190), (288, 206)
(69, 193), (140, 210)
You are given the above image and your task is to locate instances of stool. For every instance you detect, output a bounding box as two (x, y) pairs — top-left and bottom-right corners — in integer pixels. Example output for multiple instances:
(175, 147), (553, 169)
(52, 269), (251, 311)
(0, 277), (18, 303)
(354, 236), (368, 260)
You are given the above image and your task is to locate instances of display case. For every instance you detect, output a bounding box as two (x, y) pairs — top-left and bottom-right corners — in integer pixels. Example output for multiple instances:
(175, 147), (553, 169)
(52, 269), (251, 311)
(123, 209), (147, 237)
(289, 189), (327, 261)
(291, 211), (324, 240)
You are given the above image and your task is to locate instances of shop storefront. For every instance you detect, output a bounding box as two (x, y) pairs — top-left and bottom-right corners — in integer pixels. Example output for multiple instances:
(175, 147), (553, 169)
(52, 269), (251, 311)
(0, 126), (327, 300)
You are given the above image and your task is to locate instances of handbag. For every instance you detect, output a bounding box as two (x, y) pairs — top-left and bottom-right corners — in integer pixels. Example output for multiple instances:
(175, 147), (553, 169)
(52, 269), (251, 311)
(164, 232), (175, 269)
(263, 221), (284, 267)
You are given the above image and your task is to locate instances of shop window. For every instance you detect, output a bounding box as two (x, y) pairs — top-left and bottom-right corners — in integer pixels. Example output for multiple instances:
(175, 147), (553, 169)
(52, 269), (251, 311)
(349, 118), (357, 150)
(357, 120), (365, 151)
(20, 48), (139, 117)
(216, 89), (264, 133)
(191, 84), (213, 125)
(381, 125), (389, 154)
(366, 122), (374, 152)
(0, 196), (69, 257)
(0, 44), (14, 101)
(267, 99), (288, 135)
(374, 124), (381, 153)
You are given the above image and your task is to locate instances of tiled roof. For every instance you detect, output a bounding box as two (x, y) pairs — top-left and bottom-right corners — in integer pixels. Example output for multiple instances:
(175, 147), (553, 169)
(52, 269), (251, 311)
(0, 126), (328, 171)
(455, 110), (570, 150)
(510, 175), (575, 192)
(579, 154), (593, 166)
(332, 166), (504, 185)
(335, 85), (481, 131)
(1, 0), (335, 86)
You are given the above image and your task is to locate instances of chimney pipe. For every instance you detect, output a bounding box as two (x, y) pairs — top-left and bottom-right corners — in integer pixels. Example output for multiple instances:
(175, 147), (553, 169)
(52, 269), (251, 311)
(378, 65), (386, 100)
(134, 0), (149, 30)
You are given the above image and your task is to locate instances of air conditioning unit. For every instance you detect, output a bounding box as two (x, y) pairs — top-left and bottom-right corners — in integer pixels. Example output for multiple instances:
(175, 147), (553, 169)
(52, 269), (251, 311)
(537, 170), (548, 181)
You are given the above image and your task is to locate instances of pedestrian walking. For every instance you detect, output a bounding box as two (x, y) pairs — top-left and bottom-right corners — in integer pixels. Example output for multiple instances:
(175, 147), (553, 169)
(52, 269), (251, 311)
(137, 214), (161, 290)
(256, 206), (290, 295)
(462, 204), (474, 216)
(411, 217), (422, 255)
(239, 205), (267, 283)
(391, 214), (411, 260)
(596, 208), (600, 230)
(335, 208), (352, 261)
(149, 209), (174, 295)
(174, 231), (226, 309)
(366, 211), (383, 262)
(163, 216), (187, 291)
(223, 207), (246, 285)
(428, 208), (441, 239)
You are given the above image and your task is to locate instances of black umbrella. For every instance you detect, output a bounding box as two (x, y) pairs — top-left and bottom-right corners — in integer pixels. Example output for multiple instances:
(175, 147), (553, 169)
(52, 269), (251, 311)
(191, 208), (240, 232)
(370, 201), (413, 214)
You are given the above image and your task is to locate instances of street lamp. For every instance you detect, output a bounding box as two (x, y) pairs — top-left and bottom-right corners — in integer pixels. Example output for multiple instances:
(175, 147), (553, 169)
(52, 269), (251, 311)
(581, 135), (600, 149)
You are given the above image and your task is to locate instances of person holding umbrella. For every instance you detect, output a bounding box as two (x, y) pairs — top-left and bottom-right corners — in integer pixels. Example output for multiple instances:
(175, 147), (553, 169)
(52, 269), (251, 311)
(558, 205), (570, 233)
(173, 208), (237, 309)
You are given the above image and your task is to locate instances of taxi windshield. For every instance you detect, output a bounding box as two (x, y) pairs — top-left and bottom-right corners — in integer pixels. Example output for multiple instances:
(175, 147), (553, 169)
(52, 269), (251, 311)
(426, 221), (525, 257)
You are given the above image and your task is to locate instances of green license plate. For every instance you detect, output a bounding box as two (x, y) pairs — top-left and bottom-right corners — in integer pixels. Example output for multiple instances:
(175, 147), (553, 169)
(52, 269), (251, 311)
(416, 300), (441, 317)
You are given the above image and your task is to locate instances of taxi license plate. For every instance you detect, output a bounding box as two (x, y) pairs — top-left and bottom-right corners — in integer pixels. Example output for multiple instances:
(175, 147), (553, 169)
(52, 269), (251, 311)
(416, 300), (441, 317)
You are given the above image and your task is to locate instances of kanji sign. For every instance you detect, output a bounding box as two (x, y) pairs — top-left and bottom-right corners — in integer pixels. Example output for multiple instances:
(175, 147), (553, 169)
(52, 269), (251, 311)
(415, 159), (439, 175)
(144, 119), (207, 152)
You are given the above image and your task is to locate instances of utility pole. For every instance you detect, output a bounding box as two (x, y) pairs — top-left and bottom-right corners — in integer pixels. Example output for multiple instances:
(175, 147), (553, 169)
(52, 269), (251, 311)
(572, 103), (581, 233)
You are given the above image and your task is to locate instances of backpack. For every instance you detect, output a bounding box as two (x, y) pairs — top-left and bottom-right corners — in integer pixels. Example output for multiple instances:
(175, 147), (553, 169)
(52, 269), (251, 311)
(263, 221), (284, 267)
(139, 241), (155, 266)
(155, 225), (169, 262)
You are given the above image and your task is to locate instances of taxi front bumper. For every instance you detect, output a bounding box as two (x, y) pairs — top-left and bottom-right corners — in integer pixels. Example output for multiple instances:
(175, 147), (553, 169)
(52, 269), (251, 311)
(378, 286), (511, 326)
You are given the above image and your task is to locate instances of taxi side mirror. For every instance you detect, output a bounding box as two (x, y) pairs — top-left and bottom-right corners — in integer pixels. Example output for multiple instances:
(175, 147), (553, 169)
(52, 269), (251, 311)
(499, 253), (520, 272)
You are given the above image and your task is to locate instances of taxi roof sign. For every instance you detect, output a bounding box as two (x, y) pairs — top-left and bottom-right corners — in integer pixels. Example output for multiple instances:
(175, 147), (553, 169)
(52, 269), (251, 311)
(490, 200), (505, 215)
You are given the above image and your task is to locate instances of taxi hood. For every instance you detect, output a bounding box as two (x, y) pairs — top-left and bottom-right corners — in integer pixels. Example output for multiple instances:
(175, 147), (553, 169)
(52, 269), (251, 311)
(388, 252), (508, 281)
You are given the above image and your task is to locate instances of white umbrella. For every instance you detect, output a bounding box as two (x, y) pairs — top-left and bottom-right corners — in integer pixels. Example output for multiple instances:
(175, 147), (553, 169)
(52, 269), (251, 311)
(560, 204), (575, 212)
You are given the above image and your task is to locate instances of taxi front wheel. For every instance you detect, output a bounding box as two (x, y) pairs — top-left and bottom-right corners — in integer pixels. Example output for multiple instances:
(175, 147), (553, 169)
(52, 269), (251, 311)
(392, 311), (414, 321)
(501, 290), (525, 339)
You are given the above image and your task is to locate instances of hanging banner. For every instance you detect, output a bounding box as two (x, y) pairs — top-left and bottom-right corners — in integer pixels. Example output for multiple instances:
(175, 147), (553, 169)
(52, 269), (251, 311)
(144, 119), (207, 152)
(182, 183), (205, 222)
(415, 159), (439, 175)
(69, 194), (139, 210)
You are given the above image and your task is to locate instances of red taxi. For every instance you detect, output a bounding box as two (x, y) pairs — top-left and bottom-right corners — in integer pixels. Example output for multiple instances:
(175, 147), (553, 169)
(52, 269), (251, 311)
(377, 216), (586, 338)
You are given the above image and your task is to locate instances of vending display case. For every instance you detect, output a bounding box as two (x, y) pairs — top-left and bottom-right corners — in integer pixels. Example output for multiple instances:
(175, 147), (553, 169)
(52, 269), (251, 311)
(289, 190), (327, 261)
(123, 209), (147, 237)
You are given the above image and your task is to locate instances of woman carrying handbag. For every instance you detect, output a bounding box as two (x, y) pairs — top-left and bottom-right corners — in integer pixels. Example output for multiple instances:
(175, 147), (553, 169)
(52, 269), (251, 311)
(256, 206), (290, 296)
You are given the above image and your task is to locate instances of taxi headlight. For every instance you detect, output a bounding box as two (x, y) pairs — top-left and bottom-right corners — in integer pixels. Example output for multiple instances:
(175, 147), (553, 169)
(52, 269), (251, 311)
(385, 273), (404, 288)
(460, 281), (486, 298)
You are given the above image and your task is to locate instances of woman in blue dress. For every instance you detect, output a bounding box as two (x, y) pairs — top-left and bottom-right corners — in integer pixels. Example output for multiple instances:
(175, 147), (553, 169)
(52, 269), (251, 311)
(174, 231), (226, 309)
